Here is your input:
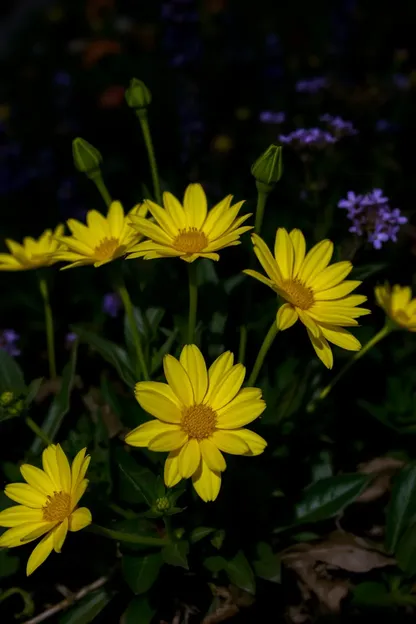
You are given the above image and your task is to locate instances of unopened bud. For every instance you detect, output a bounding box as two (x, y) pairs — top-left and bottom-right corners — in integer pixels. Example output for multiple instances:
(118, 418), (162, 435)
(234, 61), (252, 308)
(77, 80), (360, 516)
(155, 497), (170, 512)
(125, 78), (152, 110)
(72, 138), (102, 177)
(251, 144), (283, 190)
(0, 391), (14, 407)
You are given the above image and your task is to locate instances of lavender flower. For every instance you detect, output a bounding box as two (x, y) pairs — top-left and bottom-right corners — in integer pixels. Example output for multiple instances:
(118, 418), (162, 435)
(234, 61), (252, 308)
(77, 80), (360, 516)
(320, 114), (358, 137)
(65, 332), (77, 348)
(296, 77), (328, 94)
(338, 189), (407, 249)
(279, 128), (336, 149)
(0, 329), (20, 357)
(103, 293), (122, 318)
(260, 111), (285, 124)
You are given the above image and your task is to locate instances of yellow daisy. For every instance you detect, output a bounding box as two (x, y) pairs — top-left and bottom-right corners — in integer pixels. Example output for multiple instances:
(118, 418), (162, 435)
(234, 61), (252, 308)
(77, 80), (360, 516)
(54, 201), (148, 268)
(126, 183), (252, 263)
(244, 229), (371, 369)
(0, 225), (64, 271)
(0, 444), (91, 576)
(125, 345), (267, 502)
(375, 283), (416, 331)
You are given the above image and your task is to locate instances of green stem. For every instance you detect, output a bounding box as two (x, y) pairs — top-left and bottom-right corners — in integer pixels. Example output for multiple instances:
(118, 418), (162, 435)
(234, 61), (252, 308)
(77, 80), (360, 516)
(187, 262), (198, 344)
(25, 416), (53, 447)
(0, 587), (34, 619)
(137, 110), (162, 205)
(247, 321), (279, 386)
(38, 276), (57, 379)
(109, 503), (137, 520)
(238, 325), (248, 364)
(87, 524), (169, 546)
(92, 173), (112, 208)
(254, 187), (268, 235)
(319, 324), (392, 400)
(117, 282), (149, 380)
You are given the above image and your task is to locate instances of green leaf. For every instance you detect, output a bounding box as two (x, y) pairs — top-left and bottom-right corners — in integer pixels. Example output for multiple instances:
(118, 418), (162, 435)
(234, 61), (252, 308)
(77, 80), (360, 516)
(59, 589), (111, 624)
(352, 582), (393, 607)
(210, 529), (226, 550)
(253, 543), (281, 584)
(386, 464), (416, 552)
(117, 449), (156, 506)
(24, 378), (43, 406)
(31, 345), (78, 455)
(190, 527), (216, 544)
(294, 473), (371, 524)
(122, 596), (156, 624)
(204, 556), (227, 573)
(122, 552), (163, 594)
(162, 540), (189, 569)
(72, 325), (136, 387)
(0, 350), (26, 393)
(225, 551), (256, 594)
(0, 549), (19, 578)
(150, 329), (179, 375)
(396, 522), (416, 573)
(350, 263), (387, 280)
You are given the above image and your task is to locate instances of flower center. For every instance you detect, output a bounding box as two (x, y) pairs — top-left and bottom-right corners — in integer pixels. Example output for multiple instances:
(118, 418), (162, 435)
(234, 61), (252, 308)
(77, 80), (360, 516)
(181, 404), (217, 439)
(42, 491), (72, 522)
(94, 237), (121, 260)
(281, 279), (314, 310)
(173, 228), (208, 254)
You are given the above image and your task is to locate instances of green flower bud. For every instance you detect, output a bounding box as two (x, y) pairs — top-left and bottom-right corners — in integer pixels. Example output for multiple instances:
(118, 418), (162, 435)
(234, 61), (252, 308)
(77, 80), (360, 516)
(72, 138), (102, 176)
(125, 78), (152, 110)
(174, 528), (185, 540)
(0, 391), (15, 407)
(155, 497), (170, 512)
(251, 144), (283, 189)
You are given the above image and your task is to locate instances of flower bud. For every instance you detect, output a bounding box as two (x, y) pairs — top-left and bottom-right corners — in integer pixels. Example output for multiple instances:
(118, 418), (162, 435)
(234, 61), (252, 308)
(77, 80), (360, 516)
(155, 496), (170, 512)
(251, 144), (283, 190)
(125, 78), (152, 110)
(0, 391), (14, 407)
(72, 138), (102, 176)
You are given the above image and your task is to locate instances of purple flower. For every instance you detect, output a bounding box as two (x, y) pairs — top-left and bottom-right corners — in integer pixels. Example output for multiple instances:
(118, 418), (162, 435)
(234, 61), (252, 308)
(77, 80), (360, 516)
(102, 293), (122, 318)
(0, 329), (20, 357)
(65, 332), (77, 348)
(320, 114), (358, 137)
(259, 111), (285, 124)
(338, 188), (407, 249)
(279, 128), (336, 149)
(296, 77), (328, 94)
(392, 73), (410, 90)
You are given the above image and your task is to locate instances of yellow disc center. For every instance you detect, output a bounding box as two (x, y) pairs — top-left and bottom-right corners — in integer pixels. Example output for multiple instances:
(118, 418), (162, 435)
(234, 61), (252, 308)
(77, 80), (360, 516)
(281, 279), (314, 310)
(42, 491), (71, 522)
(94, 237), (120, 260)
(173, 228), (208, 254)
(181, 404), (217, 439)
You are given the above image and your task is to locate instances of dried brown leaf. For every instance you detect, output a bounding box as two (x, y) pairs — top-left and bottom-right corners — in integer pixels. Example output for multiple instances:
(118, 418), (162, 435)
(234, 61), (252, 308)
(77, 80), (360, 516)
(356, 457), (404, 503)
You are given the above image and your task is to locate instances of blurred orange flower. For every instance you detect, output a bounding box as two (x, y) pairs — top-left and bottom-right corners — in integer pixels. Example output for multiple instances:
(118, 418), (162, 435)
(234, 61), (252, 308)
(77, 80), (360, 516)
(98, 86), (125, 109)
(83, 40), (121, 69)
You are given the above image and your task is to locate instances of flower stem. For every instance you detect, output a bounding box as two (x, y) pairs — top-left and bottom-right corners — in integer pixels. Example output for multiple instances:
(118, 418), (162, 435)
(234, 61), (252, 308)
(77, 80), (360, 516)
(25, 416), (53, 447)
(137, 110), (162, 205)
(319, 324), (392, 400)
(117, 282), (149, 380)
(88, 523), (169, 546)
(91, 172), (112, 208)
(247, 321), (279, 386)
(254, 187), (268, 235)
(38, 276), (57, 379)
(187, 262), (198, 344)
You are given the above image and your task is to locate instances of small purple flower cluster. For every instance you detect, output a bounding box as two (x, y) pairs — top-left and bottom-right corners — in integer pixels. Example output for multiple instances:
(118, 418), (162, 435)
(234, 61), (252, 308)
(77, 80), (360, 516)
(320, 114), (358, 137)
(338, 189), (407, 249)
(296, 77), (328, 94)
(102, 292), (122, 318)
(0, 329), (20, 357)
(279, 128), (336, 149)
(259, 111), (285, 124)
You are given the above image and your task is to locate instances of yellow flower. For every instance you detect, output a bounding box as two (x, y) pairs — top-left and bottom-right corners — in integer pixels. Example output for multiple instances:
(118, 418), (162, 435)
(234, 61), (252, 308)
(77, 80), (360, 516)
(244, 229), (371, 369)
(125, 345), (266, 502)
(375, 283), (416, 331)
(0, 444), (91, 576)
(0, 225), (64, 271)
(54, 201), (147, 268)
(126, 183), (252, 263)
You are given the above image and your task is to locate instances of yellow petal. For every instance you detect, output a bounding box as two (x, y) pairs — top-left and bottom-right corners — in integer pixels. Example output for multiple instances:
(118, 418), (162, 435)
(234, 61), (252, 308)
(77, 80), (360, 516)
(0, 506), (43, 527)
(129, 215), (174, 246)
(107, 201), (124, 237)
(274, 228), (294, 280)
(276, 303), (298, 330)
(164, 450), (182, 487)
(298, 240), (333, 285)
(204, 226), (251, 252)
(216, 389), (265, 429)
(211, 430), (250, 454)
(289, 229), (306, 277)
(251, 234), (283, 284)
(163, 192), (187, 229)
(70, 448), (88, 497)
(320, 325), (361, 351)
(134, 381), (182, 423)
(53, 517), (68, 553)
(5, 483), (46, 508)
(0, 522), (54, 548)
(202, 195), (233, 236)
(307, 329), (334, 369)
(311, 261), (352, 291)
(56, 444), (71, 493)
(243, 269), (275, 290)
(179, 345), (208, 403)
(163, 355), (194, 406)
(178, 438), (201, 478)
(146, 199), (179, 238)
(314, 280), (361, 300)
(207, 364), (246, 411)
(207, 201), (245, 240)
(391, 285), (412, 311)
(230, 429), (267, 456)
(199, 439), (226, 472)
(26, 531), (54, 576)
(192, 459), (221, 502)
(42, 445), (60, 490)
(125, 420), (174, 447)
(183, 183), (208, 229)
(308, 309), (359, 326)
(72, 479), (88, 507)
(203, 351), (234, 404)
(20, 465), (54, 497)
(148, 429), (188, 452)
(69, 507), (92, 532)
(67, 219), (95, 245)
(87, 210), (109, 237)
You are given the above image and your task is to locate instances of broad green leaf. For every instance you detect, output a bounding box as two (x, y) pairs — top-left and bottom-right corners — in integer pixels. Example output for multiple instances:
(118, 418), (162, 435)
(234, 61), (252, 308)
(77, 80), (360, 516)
(210, 529), (226, 550)
(122, 596), (156, 624)
(253, 542), (281, 584)
(386, 464), (416, 552)
(396, 522), (416, 573)
(162, 540), (189, 569)
(294, 474), (371, 524)
(190, 527), (216, 544)
(60, 589), (111, 624)
(122, 552), (163, 594)
(0, 350), (26, 393)
(225, 551), (256, 594)
(204, 556), (226, 573)
(31, 345), (78, 455)
(352, 582), (394, 607)
(72, 325), (136, 387)
(117, 448), (156, 506)
(24, 378), (44, 406)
